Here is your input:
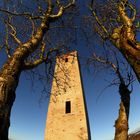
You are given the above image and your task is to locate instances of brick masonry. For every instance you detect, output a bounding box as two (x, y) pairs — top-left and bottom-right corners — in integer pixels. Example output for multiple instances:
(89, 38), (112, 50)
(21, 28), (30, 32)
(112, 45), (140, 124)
(44, 51), (91, 140)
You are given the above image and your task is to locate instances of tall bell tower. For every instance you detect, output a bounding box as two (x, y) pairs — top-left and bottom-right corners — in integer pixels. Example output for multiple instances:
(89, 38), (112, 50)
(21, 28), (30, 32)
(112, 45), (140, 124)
(44, 51), (91, 140)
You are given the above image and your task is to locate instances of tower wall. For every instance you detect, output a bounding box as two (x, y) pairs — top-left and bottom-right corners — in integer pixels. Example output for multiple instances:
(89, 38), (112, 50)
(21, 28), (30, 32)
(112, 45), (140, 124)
(44, 51), (90, 140)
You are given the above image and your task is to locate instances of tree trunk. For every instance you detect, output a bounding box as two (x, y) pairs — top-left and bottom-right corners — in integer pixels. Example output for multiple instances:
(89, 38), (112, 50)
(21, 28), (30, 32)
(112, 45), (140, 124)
(114, 102), (129, 140)
(111, 14), (140, 83)
(0, 76), (18, 140)
(114, 83), (130, 140)
(0, 52), (23, 139)
(113, 38), (140, 83)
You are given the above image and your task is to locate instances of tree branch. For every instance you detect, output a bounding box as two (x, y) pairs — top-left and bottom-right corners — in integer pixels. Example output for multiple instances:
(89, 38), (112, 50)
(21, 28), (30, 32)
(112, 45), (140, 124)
(127, 2), (136, 22)
(0, 8), (42, 20)
(88, 4), (109, 37)
(23, 48), (59, 70)
(49, 0), (75, 19)
(5, 21), (11, 58)
(118, 1), (133, 26)
(49, 7), (64, 18)
(90, 52), (127, 85)
(5, 18), (22, 45)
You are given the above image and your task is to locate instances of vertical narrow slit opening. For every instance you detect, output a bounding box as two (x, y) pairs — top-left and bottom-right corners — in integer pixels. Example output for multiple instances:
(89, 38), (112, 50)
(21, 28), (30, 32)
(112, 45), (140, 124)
(65, 101), (71, 114)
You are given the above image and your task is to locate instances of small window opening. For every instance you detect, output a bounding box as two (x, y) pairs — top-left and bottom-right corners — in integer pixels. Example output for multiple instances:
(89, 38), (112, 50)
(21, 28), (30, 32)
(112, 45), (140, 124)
(65, 101), (71, 114)
(65, 58), (68, 62)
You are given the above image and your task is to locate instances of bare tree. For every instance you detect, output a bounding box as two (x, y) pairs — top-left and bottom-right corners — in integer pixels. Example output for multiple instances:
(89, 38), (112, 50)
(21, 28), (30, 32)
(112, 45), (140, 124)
(0, 0), (76, 139)
(87, 52), (134, 140)
(87, 0), (140, 83)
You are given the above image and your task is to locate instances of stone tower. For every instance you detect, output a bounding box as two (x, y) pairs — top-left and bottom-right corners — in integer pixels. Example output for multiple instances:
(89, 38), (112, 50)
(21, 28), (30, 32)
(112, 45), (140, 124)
(44, 51), (91, 140)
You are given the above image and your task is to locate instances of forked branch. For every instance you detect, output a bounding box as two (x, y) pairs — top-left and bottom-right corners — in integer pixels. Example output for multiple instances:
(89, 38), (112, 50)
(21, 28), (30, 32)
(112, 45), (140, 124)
(89, 1), (109, 36)
(49, 0), (75, 20)
(5, 18), (22, 45)
(23, 47), (59, 70)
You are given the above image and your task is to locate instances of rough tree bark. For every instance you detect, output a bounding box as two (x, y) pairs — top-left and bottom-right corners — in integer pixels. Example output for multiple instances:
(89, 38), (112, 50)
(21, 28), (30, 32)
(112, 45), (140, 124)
(114, 82), (131, 140)
(0, 58), (21, 140)
(0, 0), (75, 139)
(109, 1), (140, 82)
(114, 102), (128, 140)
